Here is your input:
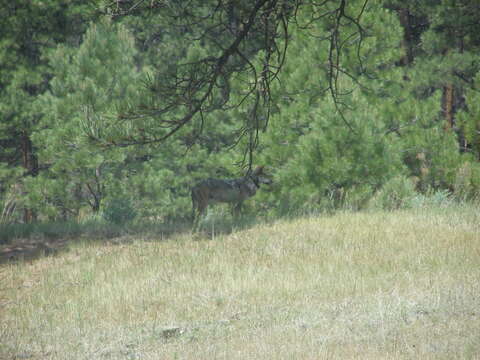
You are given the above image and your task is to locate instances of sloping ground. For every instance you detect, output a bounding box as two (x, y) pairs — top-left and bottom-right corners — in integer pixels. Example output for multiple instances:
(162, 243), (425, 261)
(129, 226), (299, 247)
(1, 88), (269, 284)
(1, 206), (479, 359)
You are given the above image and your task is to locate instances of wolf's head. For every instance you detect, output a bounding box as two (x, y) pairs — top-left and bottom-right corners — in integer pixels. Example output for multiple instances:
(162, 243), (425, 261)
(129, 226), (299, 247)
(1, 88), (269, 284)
(251, 166), (272, 186)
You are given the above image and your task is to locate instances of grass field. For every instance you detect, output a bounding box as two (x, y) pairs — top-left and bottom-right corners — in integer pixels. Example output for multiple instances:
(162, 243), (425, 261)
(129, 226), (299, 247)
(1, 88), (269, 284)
(1, 205), (479, 359)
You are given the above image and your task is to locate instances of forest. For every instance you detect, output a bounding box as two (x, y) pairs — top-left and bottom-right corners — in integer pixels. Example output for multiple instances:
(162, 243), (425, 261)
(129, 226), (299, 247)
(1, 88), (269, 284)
(2, 2), (480, 357)
(1, 0), (480, 229)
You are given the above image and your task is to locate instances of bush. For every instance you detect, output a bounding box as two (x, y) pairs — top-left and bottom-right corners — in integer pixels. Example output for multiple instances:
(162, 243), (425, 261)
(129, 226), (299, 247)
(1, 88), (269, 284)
(368, 176), (417, 210)
(453, 161), (480, 201)
(103, 198), (136, 225)
(410, 188), (453, 208)
(342, 184), (375, 211)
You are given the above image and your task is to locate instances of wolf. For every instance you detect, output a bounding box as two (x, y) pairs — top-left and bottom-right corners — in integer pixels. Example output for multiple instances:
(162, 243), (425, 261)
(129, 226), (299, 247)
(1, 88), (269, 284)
(191, 166), (271, 229)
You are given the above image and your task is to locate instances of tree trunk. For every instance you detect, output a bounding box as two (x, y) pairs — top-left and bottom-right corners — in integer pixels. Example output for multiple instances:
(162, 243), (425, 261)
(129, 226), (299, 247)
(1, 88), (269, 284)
(21, 132), (38, 223)
(442, 83), (455, 131)
(397, 8), (414, 66)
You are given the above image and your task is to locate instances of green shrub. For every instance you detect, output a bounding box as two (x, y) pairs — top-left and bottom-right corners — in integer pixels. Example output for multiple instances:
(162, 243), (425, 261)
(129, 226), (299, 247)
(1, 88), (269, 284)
(410, 188), (453, 208)
(368, 176), (417, 210)
(103, 198), (136, 225)
(342, 184), (375, 211)
(453, 161), (480, 201)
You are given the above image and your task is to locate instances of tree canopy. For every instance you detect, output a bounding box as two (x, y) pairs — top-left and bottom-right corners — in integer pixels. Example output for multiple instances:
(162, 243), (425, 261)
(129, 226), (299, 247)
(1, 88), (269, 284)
(1, 0), (480, 224)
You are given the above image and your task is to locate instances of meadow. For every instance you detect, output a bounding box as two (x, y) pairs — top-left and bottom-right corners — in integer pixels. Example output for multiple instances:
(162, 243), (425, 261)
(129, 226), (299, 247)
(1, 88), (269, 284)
(1, 205), (479, 359)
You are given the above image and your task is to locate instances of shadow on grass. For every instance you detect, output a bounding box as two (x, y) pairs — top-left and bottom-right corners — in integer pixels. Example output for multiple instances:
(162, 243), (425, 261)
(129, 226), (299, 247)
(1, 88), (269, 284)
(192, 213), (262, 239)
(0, 213), (265, 264)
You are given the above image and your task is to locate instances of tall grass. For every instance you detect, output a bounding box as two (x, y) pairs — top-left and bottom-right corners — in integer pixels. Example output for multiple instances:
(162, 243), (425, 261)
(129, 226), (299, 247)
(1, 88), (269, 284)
(1, 205), (479, 359)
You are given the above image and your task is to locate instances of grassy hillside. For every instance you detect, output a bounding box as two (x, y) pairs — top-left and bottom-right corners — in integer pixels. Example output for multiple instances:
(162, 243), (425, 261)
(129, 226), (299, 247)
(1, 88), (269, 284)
(1, 206), (479, 359)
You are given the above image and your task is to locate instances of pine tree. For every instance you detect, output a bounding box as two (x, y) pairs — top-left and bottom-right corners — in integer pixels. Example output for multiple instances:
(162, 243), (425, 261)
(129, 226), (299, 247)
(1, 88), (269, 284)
(32, 19), (144, 218)
(385, 0), (480, 191)
(0, 0), (95, 222)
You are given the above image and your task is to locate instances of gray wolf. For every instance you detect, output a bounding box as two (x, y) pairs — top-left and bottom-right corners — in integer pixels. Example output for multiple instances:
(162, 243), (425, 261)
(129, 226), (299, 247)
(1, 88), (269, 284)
(191, 166), (271, 229)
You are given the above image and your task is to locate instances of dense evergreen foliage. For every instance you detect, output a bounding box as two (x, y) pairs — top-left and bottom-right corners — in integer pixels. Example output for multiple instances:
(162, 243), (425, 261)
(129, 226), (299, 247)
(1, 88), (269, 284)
(1, 0), (479, 225)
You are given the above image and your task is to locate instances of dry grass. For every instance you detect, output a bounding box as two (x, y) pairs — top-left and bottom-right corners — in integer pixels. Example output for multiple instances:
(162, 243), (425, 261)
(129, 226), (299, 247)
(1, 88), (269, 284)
(1, 206), (479, 359)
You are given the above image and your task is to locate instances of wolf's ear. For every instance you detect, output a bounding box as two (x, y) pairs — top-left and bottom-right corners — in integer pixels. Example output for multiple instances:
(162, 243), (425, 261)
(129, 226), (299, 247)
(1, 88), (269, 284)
(253, 165), (264, 175)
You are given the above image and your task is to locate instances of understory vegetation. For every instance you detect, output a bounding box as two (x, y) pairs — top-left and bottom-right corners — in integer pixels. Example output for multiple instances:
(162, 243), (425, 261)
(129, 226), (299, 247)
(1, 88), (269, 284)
(0, 184), (473, 245)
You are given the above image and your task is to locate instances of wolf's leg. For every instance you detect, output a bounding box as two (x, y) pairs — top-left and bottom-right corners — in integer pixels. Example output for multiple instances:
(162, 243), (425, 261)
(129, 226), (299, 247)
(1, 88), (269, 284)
(232, 202), (243, 218)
